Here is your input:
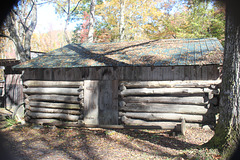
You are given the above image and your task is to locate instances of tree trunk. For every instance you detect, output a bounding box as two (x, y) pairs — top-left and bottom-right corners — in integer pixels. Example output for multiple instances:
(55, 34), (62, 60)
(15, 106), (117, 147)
(87, 0), (95, 43)
(3, 0), (37, 62)
(119, 0), (125, 41)
(24, 0), (37, 60)
(206, 0), (240, 158)
(64, 0), (71, 44)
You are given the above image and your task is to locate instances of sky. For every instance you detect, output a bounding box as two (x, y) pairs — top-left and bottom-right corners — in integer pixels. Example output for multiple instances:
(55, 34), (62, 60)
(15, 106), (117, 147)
(35, 3), (78, 33)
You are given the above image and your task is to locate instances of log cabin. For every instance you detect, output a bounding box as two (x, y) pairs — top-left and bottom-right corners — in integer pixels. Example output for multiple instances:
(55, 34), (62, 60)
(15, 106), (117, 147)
(13, 38), (223, 133)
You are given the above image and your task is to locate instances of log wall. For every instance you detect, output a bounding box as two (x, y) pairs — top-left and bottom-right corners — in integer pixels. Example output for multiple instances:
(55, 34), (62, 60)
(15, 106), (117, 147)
(119, 80), (221, 128)
(24, 80), (84, 126)
(21, 65), (222, 129)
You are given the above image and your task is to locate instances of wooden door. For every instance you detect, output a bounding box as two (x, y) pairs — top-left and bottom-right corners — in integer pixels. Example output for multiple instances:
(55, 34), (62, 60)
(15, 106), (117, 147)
(98, 80), (118, 125)
(84, 80), (118, 125)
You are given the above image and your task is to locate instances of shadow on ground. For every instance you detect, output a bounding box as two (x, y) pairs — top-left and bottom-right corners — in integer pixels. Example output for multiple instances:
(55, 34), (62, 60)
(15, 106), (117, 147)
(0, 124), (210, 160)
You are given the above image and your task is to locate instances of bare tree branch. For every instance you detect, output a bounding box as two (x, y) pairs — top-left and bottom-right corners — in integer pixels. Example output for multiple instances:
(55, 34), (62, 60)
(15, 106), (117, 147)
(70, 0), (82, 14)
(0, 34), (18, 47)
(12, 9), (27, 31)
(25, 0), (35, 25)
(53, 1), (68, 14)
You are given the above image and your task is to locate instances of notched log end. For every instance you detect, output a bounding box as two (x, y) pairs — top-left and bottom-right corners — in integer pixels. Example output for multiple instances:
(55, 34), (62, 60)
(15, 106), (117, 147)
(119, 84), (127, 91)
(118, 101), (126, 108)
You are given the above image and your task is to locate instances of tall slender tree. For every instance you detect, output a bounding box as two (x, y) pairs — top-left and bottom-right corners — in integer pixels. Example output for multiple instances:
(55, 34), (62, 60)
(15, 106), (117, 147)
(87, 0), (95, 43)
(119, 0), (125, 41)
(53, 0), (82, 44)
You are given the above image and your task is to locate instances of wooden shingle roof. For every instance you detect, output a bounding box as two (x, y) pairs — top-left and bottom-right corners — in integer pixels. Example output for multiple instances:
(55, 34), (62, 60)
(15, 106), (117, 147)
(14, 38), (223, 69)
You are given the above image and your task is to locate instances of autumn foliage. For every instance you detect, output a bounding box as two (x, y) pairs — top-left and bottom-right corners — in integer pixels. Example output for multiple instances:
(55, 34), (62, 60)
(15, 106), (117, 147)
(79, 11), (90, 43)
(33, 0), (225, 51)
(3, 0), (225, 54)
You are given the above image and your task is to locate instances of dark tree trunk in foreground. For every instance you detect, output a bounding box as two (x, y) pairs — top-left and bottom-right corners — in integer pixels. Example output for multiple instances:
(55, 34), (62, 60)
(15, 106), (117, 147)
(207, 0), (240, 158)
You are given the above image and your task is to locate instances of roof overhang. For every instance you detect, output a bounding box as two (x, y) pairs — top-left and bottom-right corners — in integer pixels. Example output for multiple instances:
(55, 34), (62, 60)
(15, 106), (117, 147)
(0, 59), (20, 67)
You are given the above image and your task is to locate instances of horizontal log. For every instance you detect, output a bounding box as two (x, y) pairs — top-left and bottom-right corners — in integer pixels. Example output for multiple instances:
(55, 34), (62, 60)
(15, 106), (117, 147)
(120, 103), (208, 115)
(24, 88), (80, 95)
(122, 96), (207, 105)
(80, 125), (176, 129)
(122, 116), (181, 130)
(24, 80), (83, 88)
(29, 94), (81, 104)
(122, 116), (186, 135)
(29, 107), (82, 115)
(28, 120), (185, 129)
(120, 80), (222, 88)
(28, 119), (200, 129)
(119, 88), (218, 97)
(30, 101), (81, 110)
(119, 112), (203, 123)
(28, 112), (80, 121)
(29, 119), (84, 127)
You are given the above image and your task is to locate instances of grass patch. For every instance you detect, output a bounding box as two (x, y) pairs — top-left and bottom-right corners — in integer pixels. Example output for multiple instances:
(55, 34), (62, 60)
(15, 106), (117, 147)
(180, 148), (221, 159)
(4, 117), (18, 128)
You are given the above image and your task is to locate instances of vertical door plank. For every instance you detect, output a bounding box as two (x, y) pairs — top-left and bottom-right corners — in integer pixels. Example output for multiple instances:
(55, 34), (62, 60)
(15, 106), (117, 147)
(99, 80), (118, 125)
(84, 80), (99, 125)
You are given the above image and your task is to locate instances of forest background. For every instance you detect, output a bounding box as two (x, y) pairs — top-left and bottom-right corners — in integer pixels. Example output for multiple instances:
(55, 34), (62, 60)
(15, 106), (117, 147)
(1, 0), (225, 56)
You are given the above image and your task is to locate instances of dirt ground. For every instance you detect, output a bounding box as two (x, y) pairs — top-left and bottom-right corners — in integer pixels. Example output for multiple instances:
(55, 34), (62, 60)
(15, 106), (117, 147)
(0, 109), (221, 160)
(0, 122), (221, 160)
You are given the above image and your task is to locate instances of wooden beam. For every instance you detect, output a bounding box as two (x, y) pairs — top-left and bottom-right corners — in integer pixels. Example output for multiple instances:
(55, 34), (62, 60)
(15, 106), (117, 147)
(120, 80), (222, 88)
(27, 112), (80, 121)
(24, 88), (80, 95)
(84, 80), (99, 125)
(29, 119), (83, 126)
(119, 112), (204, 123)
(29, 107), (82, 115)
(28, 120), (186, 129)
(122, 96), (207, 105)
(29, 101), (81, 110)
(24, 80), (83, 88)
(119, 88), (210, 97)
(120, 103), (208, 115)
(29, 94), (81, 104)
(28, 119), (198, 130)
(121, 116), (181, 130)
